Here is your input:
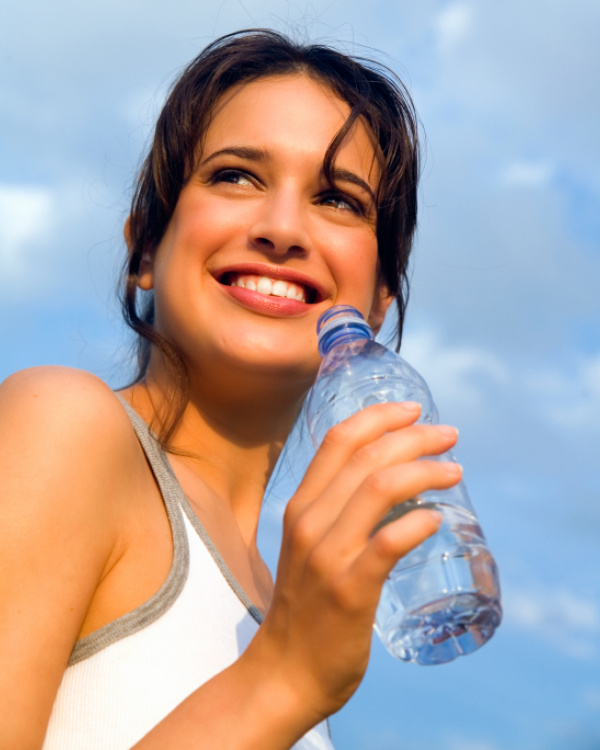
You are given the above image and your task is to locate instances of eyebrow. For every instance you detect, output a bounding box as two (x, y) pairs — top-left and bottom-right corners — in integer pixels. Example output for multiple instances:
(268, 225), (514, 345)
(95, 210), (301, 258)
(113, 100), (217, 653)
(199, 146), (376, 202)
(199, 146), (269, 167)
(331, 167), (376, 203)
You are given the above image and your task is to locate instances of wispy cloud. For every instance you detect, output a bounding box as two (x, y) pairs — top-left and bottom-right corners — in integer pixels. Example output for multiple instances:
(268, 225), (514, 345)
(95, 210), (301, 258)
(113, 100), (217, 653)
(503, 584), (600, 659)
(0, 184), (55, 279)
(401, 327), (509, 414)
(500, 161), (554, 188)
(434, 2), (474, 53)
(525, 353), (600, 433)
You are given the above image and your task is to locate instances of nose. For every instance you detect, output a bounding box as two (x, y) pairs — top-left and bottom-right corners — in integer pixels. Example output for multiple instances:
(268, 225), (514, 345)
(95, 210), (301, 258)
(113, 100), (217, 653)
(248, 189), (311, 257)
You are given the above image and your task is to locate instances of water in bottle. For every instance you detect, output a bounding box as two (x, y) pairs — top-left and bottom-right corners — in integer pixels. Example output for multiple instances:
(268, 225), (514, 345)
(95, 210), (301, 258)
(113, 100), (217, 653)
(306, 305), (502, 665)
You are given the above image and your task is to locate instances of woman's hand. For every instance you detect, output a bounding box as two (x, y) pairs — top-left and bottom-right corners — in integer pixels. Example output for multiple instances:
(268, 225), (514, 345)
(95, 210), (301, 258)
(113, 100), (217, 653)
(243, 401), (461, 729)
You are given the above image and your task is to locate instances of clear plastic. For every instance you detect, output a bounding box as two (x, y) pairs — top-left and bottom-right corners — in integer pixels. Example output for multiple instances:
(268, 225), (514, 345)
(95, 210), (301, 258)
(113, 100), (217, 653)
(306, 306), (502, 665)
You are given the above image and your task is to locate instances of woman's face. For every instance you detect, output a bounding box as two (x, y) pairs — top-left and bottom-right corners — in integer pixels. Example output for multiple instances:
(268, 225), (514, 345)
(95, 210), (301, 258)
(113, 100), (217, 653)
(139, 73), (389, 388)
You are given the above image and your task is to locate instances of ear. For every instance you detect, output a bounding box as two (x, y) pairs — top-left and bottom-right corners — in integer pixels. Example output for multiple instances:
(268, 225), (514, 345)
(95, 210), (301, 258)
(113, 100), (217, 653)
(124, 215), (154, 291)
(367, 283), (394, 335)
(123, 215), (133, 251)
(137, 251), (155, 291)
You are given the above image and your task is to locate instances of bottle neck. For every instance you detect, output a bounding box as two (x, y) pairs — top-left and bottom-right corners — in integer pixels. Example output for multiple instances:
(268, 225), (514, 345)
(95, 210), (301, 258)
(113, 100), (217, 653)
(317, 307), (375, 357)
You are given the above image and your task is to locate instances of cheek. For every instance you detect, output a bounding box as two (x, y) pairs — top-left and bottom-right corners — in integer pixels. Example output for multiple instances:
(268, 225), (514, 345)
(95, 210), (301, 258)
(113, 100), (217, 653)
(153, 206), (237, 286)
(163, 192), (232, 253)
(177, 187), (257, 241)
(332, 236), (380, 312)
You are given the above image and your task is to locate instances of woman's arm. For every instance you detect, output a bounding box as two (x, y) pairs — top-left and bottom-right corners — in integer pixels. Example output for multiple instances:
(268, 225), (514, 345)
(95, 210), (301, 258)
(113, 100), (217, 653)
(132, 402), (459, 749)
(0, 368), (141, 749)
(0, 370), (458, 750)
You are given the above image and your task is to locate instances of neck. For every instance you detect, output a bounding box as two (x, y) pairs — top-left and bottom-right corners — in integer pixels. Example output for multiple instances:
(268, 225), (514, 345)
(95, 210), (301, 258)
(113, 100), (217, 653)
(123, 360), (310, 545)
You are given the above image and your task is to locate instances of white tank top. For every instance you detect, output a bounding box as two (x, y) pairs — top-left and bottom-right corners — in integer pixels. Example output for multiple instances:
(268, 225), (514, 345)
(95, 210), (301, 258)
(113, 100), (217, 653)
(43, 397), (333, 750)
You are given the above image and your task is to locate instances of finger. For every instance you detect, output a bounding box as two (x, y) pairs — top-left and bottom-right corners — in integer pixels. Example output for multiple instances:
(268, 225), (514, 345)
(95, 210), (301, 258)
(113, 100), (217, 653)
(322, 459), (461, 560)
(287, 459), (458, 592)
(287, 402), (422, 524)
(349, 507), (443, 599)
(298, 423), (458, 534)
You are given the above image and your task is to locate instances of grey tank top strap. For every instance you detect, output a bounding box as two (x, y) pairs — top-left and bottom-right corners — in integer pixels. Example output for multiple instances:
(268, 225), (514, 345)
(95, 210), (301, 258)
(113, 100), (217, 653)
(116, 396), (263, 625)
(113, 395), (189, 554)
(67, 395), (190, 665)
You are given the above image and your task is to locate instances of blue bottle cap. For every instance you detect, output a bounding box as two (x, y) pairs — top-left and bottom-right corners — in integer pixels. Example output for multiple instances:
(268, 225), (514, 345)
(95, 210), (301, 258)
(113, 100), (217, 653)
(317, 305), (374, 356)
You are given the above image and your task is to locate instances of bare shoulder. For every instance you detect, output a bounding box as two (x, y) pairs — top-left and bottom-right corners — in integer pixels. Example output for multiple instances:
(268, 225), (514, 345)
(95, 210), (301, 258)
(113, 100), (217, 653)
(0, 368), (146, 746)
(0, 365), (143, 581)
(0, 364), (144, 555)
(1, 365), (131, 440)
(0, 365), (150, 551)
(0, 365), (142, 474)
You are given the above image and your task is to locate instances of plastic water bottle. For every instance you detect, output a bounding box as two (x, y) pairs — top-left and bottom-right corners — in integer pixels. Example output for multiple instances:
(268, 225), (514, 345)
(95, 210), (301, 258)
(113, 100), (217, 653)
(306, 305), (502, 665)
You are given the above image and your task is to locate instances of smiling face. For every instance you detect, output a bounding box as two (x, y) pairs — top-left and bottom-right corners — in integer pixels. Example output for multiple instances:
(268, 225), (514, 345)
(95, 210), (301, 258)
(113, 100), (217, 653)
(138, 74), (390, 390)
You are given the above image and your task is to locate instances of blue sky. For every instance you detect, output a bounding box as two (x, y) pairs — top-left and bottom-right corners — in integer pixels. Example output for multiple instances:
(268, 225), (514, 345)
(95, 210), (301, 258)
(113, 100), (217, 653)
(2, 1), (600, 748)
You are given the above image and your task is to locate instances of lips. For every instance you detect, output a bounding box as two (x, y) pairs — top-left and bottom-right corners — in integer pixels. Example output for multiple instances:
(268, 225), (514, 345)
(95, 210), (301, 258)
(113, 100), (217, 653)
(216, 266), (323, 305)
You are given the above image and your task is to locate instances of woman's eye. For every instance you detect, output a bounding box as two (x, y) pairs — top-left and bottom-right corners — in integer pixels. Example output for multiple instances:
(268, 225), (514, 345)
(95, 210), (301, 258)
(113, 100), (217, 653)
(212, 169), (254, 186)
(320, 192), (364, 215)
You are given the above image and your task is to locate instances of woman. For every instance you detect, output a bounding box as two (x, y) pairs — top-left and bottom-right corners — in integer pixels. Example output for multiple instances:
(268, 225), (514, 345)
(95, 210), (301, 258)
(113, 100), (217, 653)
(0, 30), (461, 749)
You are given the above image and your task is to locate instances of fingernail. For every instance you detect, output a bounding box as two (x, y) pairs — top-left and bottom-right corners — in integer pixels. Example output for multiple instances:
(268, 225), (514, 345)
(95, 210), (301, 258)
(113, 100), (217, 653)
(437, 425), (459, 438)
(445, 462), (463, 477)
(400, 401), (421, 412)
(429, 510), (443, 525)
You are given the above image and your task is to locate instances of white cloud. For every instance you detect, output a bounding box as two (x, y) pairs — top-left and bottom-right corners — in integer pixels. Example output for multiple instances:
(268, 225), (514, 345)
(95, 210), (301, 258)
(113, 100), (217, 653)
(423, 0), (600, 186)
(525, 353), (600, 433)
(434, 2), (474, 53)
(396, 320), (600, 440)
(400, 328), (509, 415)
(503, 583), (600, 659)
(0, 180), (121, 305)
(0, 184), (55, 277)
(500, 161), (554, 188)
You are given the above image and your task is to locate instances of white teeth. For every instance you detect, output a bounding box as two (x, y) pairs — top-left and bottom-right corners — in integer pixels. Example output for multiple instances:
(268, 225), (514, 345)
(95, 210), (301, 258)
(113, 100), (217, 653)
(256, 276), (273, 295)
(228, 273), (307, 302)
(272, 280), (288, 298)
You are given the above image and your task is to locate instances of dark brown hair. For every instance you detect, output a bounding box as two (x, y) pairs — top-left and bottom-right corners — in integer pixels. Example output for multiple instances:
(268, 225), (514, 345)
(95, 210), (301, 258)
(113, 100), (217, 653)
(122, 29), (420, 445)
